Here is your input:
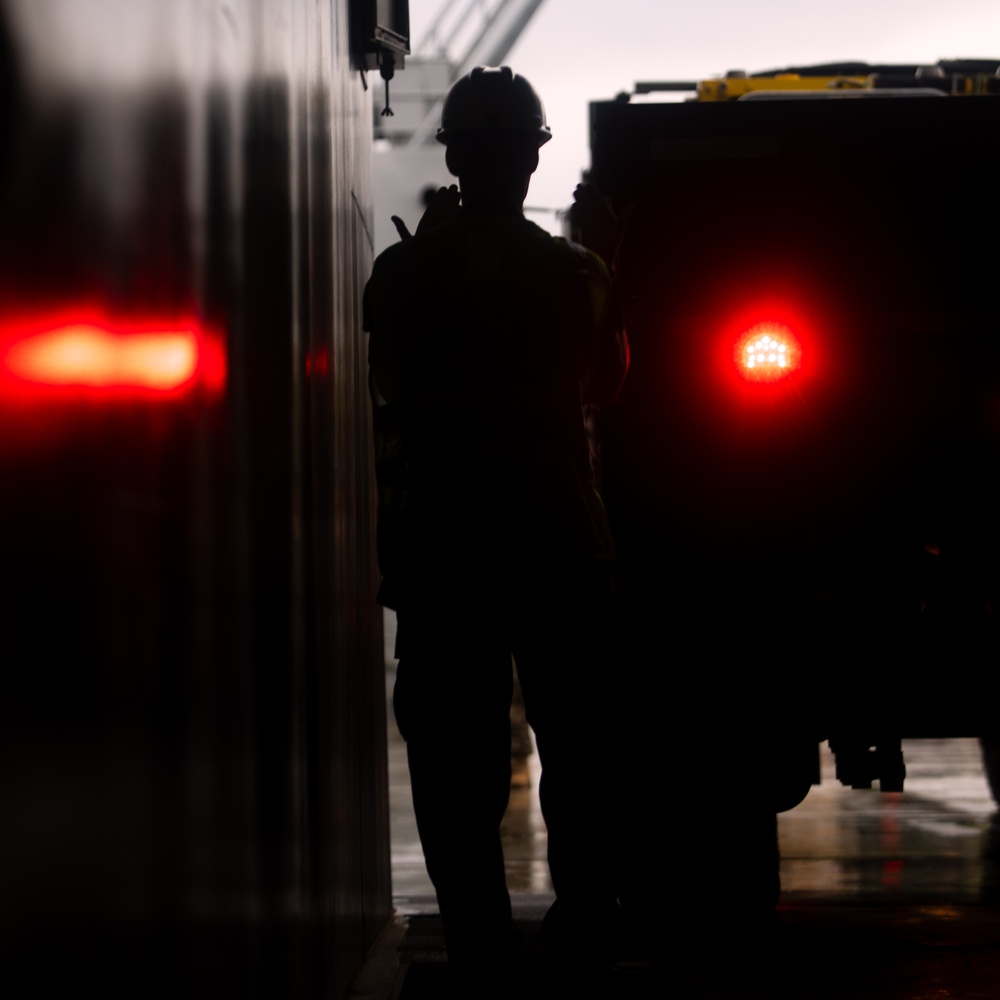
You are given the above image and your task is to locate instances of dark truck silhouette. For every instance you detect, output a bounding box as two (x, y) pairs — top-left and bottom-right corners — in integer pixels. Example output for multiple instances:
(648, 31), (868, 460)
(589, 62), (1000, 824)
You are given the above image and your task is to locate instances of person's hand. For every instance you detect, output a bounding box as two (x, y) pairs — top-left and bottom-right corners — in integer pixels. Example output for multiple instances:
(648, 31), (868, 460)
(570, 182), (632, 270)
(391, 185), (462, 241)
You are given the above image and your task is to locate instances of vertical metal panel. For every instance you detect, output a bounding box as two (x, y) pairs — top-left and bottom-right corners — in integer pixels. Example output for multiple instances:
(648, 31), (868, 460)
(0, 2), (389, 997)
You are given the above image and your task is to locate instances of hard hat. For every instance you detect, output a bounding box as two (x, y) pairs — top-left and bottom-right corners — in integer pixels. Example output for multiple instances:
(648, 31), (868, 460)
(436, 66), (552, 147)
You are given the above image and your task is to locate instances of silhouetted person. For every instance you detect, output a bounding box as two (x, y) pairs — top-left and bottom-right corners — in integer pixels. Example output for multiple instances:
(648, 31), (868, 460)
(363, 66), (629, 975)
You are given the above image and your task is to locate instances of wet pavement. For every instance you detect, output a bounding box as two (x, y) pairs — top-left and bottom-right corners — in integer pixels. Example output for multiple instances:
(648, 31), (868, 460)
(352, 622), (1000, 997)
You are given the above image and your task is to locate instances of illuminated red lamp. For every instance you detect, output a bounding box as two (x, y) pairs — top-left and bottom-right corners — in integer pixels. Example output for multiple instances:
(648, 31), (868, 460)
(735, 322), (801, 383)
(1, 317), (225, 397)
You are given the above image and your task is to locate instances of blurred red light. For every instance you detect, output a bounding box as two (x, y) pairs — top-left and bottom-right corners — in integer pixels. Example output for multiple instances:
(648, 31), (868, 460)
(5, 325), (198, 390)
(0, 312), (225, 398)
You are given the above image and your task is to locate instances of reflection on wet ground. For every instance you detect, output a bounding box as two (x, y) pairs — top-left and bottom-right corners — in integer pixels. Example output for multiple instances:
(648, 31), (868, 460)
(383, 702), (1000, 997)
(781, 737), (1000, 903)
(389, 665), (999, 907)
(377, 617), (1000, 997)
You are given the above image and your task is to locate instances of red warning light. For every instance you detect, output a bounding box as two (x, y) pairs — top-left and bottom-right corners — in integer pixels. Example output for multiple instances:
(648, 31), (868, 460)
(736, 322), (801, 382)
(5, 325), (198, 390)
(0, 312), (225, 399)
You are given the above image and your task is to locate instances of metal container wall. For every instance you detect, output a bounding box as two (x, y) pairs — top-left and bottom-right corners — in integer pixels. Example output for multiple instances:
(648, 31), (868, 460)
(0, 2), (389, 996)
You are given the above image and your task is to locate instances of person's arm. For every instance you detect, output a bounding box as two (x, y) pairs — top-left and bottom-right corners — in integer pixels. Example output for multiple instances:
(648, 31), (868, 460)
(570, 184), (631, 406)
(579, 253), (629, 407)
(569, 182), (631, 277)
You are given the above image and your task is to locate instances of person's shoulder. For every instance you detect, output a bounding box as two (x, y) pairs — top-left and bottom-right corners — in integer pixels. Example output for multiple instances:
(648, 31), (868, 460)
(372, 218), (465, 267)
(544, 232), (611, 284)
(369, 244), (399, 288)
(503, 219), (595, 262)
(372, 234), (414, 269)
(407, 215), (552, 259)
(368, 230), (430, 290)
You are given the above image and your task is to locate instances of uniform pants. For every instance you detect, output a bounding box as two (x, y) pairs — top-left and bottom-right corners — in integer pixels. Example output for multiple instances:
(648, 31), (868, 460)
(392, 559), (621, 964)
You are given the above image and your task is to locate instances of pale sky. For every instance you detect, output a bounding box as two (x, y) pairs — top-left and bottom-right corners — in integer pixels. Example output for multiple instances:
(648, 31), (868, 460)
(404, 0), (1000, 229)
